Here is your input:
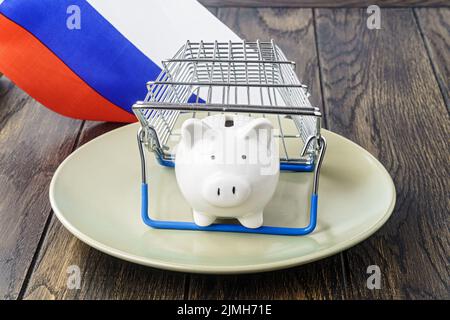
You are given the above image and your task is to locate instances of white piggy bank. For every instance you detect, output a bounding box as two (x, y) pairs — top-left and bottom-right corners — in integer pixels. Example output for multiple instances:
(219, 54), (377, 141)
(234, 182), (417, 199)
(175, 114), (279, 228)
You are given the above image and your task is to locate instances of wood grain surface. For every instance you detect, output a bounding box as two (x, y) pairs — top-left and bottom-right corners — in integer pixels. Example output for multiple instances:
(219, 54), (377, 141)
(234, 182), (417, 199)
(0, 5), (448, 300)
(415, 8), (450, 109)
(0, 79), (82, 299)
(315, 8), (449, 299)
(199, 0), (450, 8)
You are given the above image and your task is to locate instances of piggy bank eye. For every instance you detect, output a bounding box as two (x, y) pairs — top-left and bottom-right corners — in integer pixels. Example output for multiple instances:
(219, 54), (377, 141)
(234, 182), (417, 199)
(241, 155), (247, 160)
(211, 155), (215, 160)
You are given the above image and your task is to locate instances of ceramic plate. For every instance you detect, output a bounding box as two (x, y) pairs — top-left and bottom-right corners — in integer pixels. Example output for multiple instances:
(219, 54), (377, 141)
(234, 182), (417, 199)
(50, 123), (395, 273)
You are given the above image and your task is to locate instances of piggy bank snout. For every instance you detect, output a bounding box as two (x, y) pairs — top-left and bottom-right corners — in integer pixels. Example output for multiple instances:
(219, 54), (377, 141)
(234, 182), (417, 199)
(201, 174), (251, 208)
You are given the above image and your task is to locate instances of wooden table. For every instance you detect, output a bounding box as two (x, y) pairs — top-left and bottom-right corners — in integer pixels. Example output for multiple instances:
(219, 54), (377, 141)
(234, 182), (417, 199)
(0, 2), (448, 300)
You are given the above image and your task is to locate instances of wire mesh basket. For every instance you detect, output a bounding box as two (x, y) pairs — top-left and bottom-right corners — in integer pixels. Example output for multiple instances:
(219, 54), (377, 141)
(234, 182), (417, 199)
(133, 40), (326, 236)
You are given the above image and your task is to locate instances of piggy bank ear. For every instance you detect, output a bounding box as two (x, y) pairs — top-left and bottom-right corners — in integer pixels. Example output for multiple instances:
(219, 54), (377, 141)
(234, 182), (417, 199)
(240, 118), (273, 149)
(180, 118), (212, 149)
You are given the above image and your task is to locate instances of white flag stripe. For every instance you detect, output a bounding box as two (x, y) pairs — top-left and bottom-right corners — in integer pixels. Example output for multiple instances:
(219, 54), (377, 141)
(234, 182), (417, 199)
(87, 0), (241, 68)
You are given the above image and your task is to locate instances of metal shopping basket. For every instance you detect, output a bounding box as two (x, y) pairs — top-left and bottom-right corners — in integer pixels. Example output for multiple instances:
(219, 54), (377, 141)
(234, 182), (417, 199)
(133, 40), (326, 235)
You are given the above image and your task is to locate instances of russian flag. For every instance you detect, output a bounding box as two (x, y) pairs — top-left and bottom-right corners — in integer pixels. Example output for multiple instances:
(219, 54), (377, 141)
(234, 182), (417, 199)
(0, 0), (240, 122)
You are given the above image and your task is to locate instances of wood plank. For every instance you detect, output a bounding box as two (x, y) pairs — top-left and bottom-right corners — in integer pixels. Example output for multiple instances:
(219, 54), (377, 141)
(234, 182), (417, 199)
(22, 121), (187, 299)
(187, 8), (346, 300)
(415, 8), (450, 109)
(0, 78), (83, 299)
(200, 0), (450, 8)
(188, 256), (347, 299)
(315, 8), (449, 299)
